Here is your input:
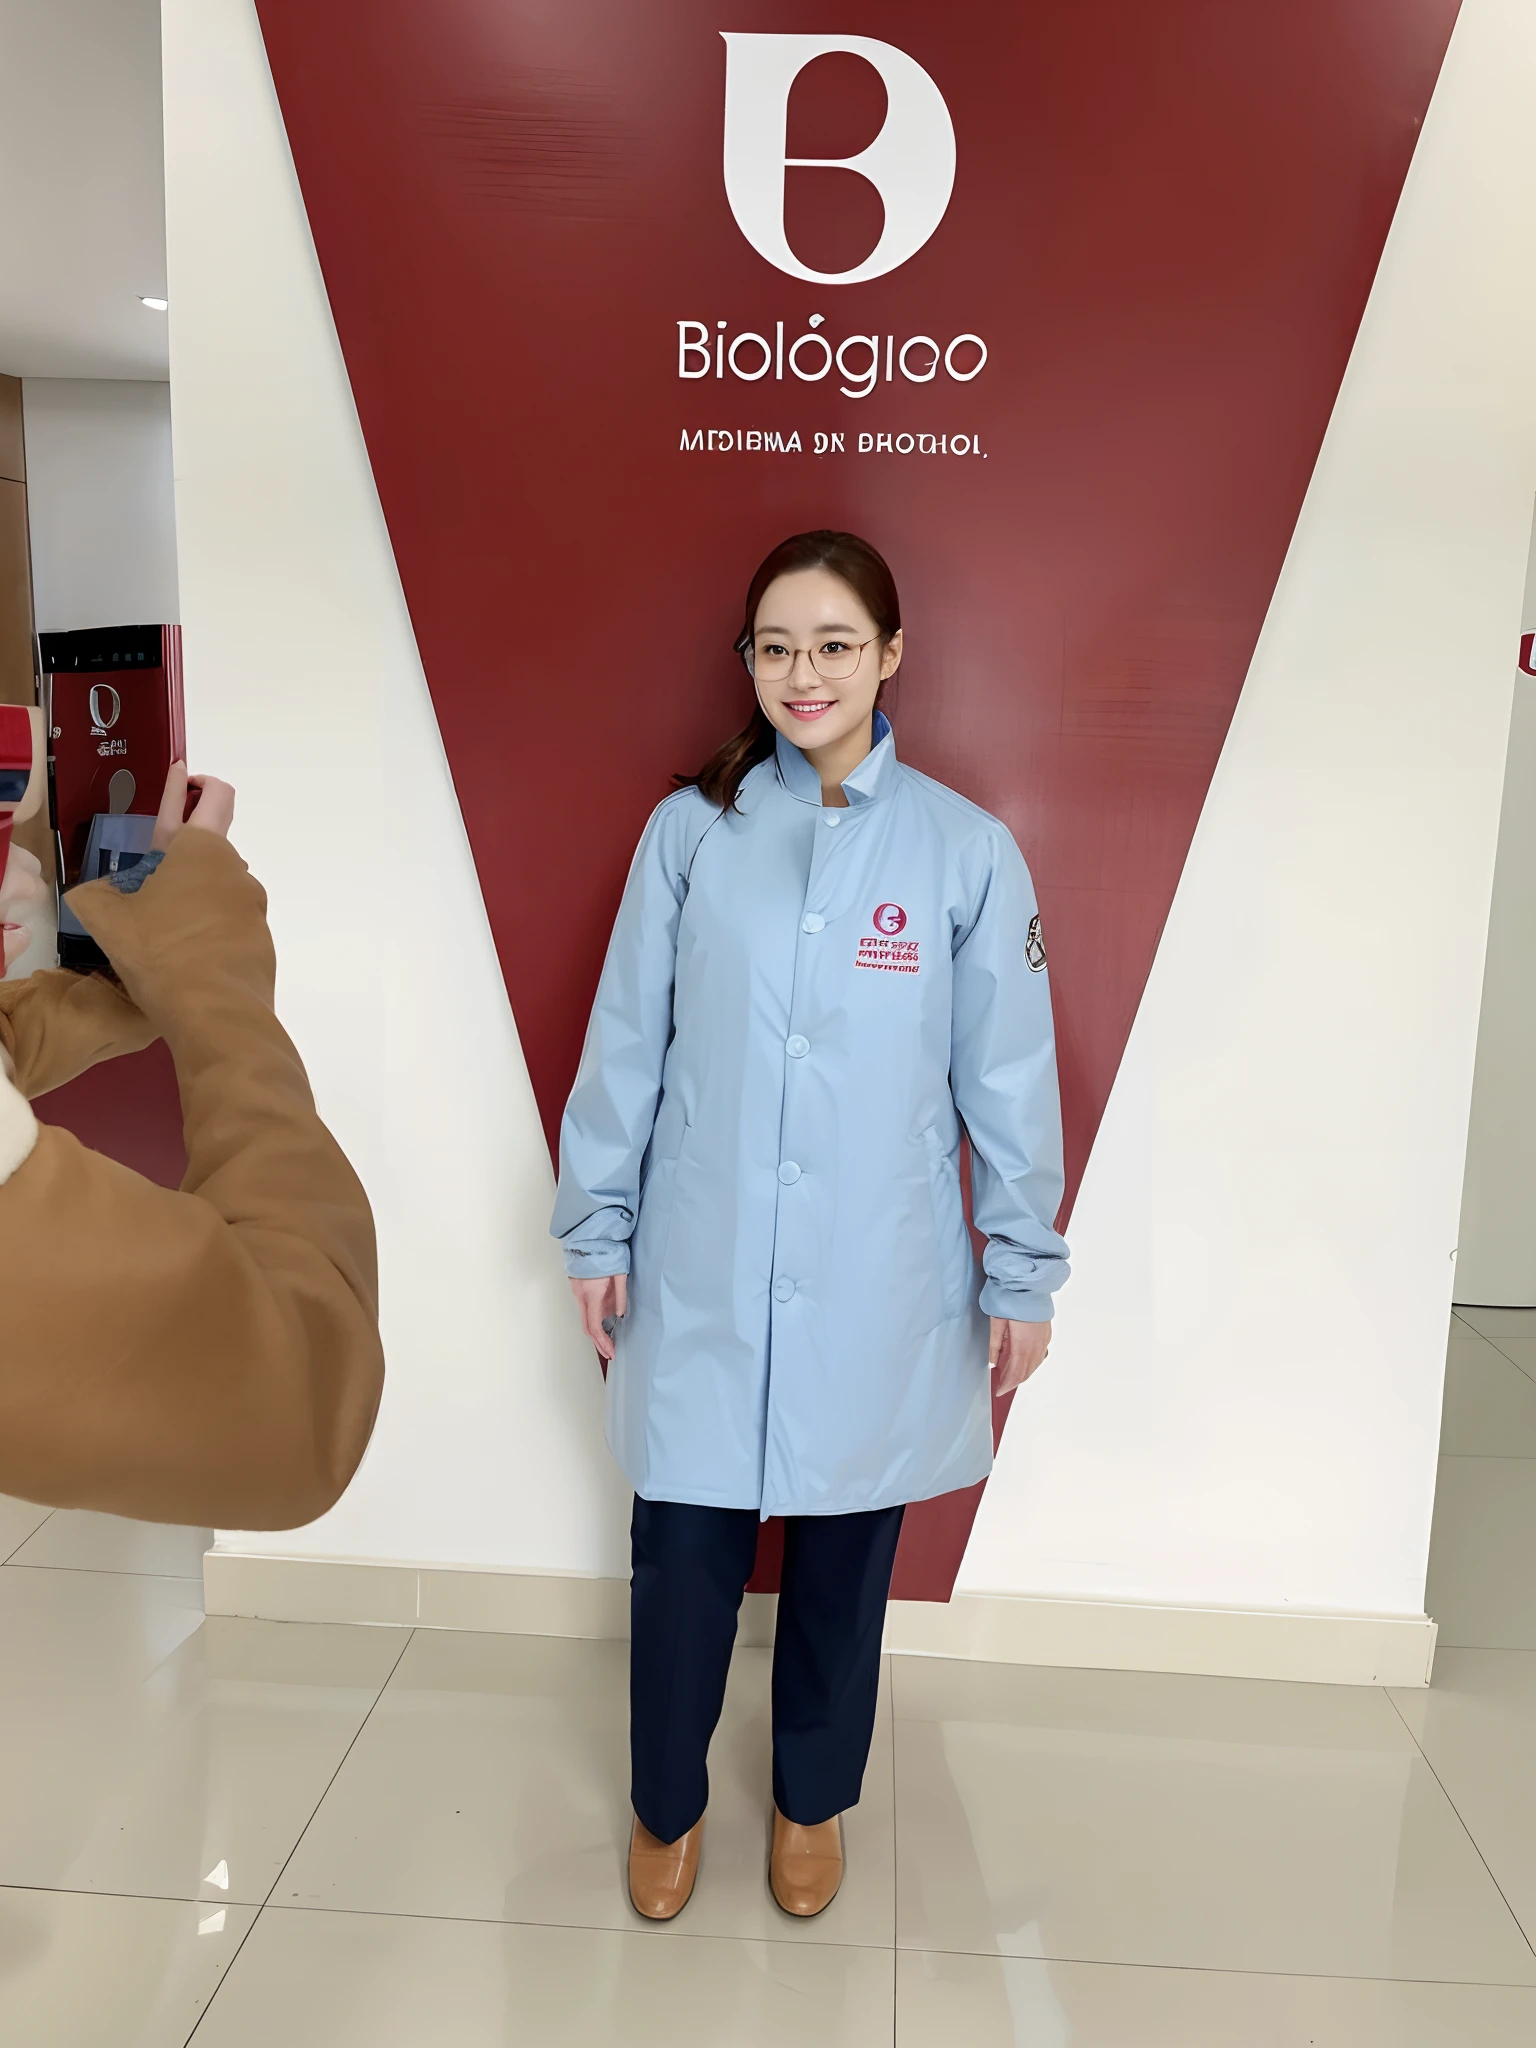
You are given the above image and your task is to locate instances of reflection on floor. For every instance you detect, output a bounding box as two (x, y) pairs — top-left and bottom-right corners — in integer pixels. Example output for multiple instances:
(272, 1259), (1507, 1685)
(3, 1310), (1536, 2043)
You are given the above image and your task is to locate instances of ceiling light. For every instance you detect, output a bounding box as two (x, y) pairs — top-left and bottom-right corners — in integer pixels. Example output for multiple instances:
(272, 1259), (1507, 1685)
(139, 295), (168, 311)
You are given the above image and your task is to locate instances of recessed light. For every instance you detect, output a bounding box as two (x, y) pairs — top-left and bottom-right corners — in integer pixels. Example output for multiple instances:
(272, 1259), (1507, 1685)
(139, 295), (168, 311)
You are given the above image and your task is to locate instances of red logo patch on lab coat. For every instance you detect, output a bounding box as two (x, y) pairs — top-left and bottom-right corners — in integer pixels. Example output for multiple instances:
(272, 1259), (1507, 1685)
(857, 905), (920, 975)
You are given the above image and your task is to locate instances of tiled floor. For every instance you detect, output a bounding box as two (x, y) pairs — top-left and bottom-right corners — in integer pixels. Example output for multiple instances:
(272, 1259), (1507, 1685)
(3, 1312), (1536, 2043)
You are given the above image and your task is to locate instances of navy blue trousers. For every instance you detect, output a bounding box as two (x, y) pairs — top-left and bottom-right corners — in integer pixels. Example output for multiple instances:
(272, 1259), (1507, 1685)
(629, 1496), (905, 1845)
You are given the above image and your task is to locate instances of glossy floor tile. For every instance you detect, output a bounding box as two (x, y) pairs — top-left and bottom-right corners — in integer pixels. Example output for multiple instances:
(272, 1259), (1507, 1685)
(892, 1657), (1536, 1981)
(11, 1305), (1536, 2040)
(0, 1885), (254, 2048)
(1440, 1318), (1536, 1455)
(0, 1493), (51, 1562)
(276, 1631), (895, 1948)
(1426, 1455), (1536, 1649)
(191, 1907), (896, 2048)
(0, 1559), (204, 1695)
(0, 1569), (404, 1904)
(896, 1948), (1536, 2046)
(1391, 1648), (1536, 1944)
(8, 1509), (212, 1578)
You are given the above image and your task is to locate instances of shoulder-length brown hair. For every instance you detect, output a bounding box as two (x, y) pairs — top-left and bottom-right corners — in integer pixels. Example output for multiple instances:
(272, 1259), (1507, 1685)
(677, 530), (901, 812)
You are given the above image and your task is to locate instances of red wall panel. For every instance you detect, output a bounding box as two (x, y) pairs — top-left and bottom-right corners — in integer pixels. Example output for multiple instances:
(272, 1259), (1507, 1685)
(38, 1046), (187, 1190)
(253, 0), (1458, 1595)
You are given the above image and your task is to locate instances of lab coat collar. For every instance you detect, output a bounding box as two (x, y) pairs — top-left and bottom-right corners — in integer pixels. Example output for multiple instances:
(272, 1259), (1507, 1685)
(774, 710), (897, 809)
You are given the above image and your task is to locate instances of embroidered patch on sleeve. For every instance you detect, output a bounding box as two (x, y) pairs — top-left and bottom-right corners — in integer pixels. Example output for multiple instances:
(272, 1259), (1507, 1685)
(1026, 913), (1047, 972)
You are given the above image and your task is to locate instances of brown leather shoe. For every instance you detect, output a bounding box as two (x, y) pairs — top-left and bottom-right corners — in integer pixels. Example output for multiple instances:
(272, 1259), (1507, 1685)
(628, 1814), (703, 1921)
(770, 1805), (843, 1917)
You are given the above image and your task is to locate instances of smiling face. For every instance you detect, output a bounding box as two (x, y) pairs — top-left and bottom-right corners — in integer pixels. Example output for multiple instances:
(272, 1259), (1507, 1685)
(749, 566), (903, 762)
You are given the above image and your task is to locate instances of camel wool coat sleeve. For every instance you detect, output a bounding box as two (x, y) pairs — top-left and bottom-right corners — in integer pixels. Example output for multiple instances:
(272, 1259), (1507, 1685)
(0, 829), (384, 1529)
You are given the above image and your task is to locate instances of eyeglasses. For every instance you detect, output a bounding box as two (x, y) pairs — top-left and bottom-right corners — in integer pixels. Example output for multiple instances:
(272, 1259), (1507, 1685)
(738, 635), (878, 683)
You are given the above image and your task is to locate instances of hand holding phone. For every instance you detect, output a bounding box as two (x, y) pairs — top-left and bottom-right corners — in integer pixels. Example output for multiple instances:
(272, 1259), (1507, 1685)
(151, 762), (236, 852)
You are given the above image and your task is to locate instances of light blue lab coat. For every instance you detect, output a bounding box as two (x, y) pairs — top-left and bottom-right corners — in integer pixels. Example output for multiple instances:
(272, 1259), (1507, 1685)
(552, 715), (1069, 1517)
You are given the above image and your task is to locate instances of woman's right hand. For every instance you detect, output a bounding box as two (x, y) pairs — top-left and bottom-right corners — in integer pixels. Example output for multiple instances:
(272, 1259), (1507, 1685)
(570, 1274), (628, 1361)
(152, 763), (236, 853)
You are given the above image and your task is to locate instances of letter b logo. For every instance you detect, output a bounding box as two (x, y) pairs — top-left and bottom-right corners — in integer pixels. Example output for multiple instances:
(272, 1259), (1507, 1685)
(720, 33), (956, 285)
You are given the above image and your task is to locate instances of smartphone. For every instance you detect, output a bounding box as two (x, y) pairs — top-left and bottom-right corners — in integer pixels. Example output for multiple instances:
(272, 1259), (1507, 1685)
(42, 625), (185, 886)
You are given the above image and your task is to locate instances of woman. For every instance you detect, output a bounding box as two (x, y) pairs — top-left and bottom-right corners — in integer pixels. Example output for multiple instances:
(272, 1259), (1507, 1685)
(552, 530), (1068, 1922)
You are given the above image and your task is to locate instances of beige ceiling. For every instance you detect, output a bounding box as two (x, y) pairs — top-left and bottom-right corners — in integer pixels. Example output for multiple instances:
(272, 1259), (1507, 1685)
(0, 0), (168, 379)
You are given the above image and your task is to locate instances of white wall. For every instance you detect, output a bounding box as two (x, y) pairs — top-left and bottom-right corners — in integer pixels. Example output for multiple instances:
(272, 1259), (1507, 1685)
(1453, 514), (1536, 1308)
(964, 0), (1536, 1620)
(162, 0), (632, 1578)
(167, 0), (1536, 1632)
(22, 379), (179, 630)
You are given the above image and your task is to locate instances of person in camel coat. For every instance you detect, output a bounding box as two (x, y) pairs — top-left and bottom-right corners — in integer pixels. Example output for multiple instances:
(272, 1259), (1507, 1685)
(0, 767), (383, 1530)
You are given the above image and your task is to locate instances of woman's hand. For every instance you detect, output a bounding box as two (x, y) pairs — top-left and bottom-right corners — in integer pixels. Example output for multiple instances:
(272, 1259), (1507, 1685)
(2, 844), (49, 973)
(570, 1274), (628, 1361)
(990, 1316), (1051, 1394)
(152, 763), (236, 853)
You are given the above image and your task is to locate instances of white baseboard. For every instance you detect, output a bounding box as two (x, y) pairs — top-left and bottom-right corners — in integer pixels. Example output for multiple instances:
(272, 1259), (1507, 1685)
(202, 1551), (1436, 1687)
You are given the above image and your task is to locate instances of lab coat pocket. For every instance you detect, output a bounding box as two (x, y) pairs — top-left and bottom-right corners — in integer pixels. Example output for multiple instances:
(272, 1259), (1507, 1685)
(631, 1119), (691, 1308)
(922, 1125), (973, 1320)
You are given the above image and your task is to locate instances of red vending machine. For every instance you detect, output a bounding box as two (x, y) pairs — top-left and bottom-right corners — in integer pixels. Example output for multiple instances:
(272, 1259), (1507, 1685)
(41, 623), (185, 887)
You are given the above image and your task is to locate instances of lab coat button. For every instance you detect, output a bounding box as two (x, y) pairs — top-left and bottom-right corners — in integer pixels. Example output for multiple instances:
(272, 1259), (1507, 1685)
(778, 1161), (801, 1184)
(786, 1035), (810, 1058)
(823, 813), (841, 827)
(772, 1276), (796, 1302)
(801, 913), (825, 934)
